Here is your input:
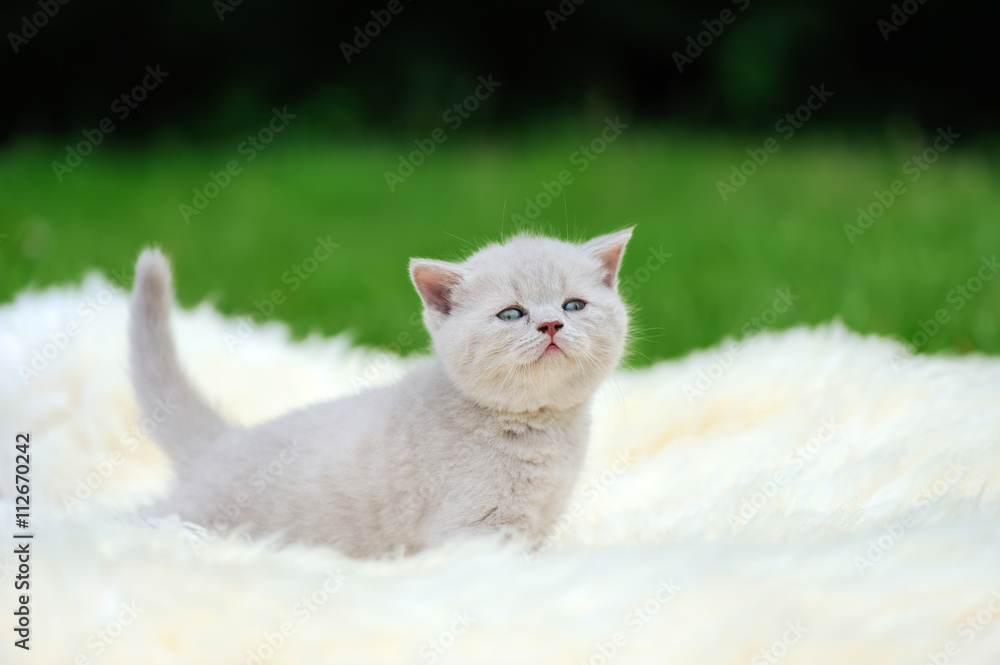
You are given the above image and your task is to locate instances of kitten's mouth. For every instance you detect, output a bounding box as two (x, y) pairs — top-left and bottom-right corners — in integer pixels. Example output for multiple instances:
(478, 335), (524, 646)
(540, 342), (564, 358)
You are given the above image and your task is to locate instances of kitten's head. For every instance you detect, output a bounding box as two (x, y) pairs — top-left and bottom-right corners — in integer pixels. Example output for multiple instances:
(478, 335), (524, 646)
(410, 229), (632, 412)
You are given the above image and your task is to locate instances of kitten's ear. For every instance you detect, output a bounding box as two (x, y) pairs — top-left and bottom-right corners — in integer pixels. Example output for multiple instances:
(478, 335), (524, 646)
(583, 227), (634, 288)
(410, 259), (466, 316)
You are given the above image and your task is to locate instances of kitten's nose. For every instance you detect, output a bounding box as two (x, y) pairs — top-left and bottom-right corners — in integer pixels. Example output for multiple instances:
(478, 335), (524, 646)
(538, 321), (564, 339)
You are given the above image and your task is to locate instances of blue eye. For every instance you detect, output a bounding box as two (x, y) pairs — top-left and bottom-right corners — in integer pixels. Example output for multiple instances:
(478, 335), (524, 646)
(497, 308), (524, 321)
(563, 299), (586, 312)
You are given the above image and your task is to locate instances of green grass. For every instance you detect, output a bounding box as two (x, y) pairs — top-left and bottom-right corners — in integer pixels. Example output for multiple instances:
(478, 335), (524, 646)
(2, 125), (999, 365)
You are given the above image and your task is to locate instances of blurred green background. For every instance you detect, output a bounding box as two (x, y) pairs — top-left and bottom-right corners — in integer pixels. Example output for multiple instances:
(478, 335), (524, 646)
(3, 0), (999, 364)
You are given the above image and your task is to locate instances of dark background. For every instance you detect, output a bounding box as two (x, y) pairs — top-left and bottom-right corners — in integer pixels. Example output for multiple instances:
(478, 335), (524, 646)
(3, 0), (994, 141)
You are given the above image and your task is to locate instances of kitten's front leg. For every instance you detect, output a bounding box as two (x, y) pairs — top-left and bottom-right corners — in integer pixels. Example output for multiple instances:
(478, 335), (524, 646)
(452, 502), (549, 550)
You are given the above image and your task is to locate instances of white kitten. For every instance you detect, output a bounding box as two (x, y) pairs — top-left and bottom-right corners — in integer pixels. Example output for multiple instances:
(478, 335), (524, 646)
(132, 229), (632, 557)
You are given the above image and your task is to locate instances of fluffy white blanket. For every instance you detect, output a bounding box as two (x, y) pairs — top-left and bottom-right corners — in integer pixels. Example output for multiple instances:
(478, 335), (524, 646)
(1, 273), (999, 665)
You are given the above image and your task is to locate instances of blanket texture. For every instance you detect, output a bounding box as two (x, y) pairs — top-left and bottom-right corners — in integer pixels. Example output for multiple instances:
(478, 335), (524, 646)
(1, 273), (999, 665)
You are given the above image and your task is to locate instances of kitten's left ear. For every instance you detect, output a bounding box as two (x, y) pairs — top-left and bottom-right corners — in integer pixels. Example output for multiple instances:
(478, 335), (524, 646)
(584, 226), (634, 288)
(410, 259), (466, 317)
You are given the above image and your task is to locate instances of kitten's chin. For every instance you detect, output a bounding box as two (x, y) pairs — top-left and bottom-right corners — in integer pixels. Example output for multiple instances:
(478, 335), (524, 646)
(451, 356), (604, 414)
(471, 387), (587, 414)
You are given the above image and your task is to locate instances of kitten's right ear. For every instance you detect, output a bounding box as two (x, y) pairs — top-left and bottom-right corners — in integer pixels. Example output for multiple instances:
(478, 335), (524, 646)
(583, 226), (634, 288)
(410, 259), (466, 317)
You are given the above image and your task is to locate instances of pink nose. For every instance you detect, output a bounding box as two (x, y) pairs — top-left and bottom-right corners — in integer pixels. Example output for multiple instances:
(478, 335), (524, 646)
(538, 321), (563, 339)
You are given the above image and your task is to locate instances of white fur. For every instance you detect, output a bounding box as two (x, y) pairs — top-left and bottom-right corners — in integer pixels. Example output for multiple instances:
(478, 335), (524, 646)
(2, 275), (999, 664)
(130, 231), (632, 556)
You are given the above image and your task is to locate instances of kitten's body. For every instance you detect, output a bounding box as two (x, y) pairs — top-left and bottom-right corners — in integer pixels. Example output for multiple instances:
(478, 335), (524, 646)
(132, 231), (631, 557)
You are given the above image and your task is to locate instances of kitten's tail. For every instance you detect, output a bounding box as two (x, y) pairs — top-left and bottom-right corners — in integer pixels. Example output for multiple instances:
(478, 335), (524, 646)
(129, 248), (229, 464)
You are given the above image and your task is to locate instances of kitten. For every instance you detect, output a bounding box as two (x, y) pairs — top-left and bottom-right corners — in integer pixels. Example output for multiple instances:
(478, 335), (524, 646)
(131, 229), (632, 557)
